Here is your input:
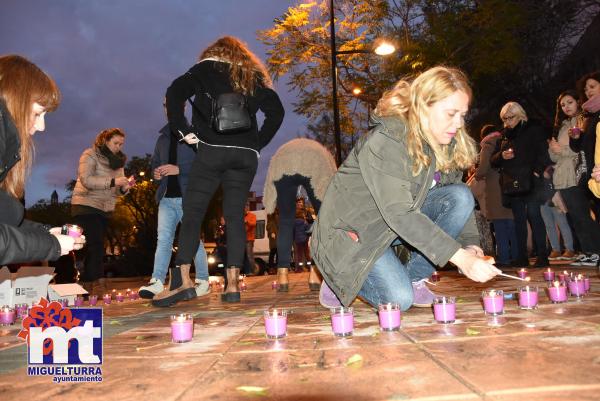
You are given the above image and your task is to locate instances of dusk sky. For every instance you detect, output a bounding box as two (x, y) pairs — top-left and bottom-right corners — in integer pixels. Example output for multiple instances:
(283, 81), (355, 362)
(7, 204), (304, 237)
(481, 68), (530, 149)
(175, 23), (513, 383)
(0, 0), (307, 206)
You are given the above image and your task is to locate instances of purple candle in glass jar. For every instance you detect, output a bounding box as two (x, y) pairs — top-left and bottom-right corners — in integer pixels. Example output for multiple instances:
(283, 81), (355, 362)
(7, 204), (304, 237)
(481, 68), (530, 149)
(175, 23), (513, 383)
(171, 314), (194, 343)
(583, 277), (590, 293)
(88, 295), (98, 306)
(103, 294), (112, 305)
(482, 290), (504, 315)
(518, 286), (538, 309)
(547, 281), (567, 303)
(517, 269), (528, 279)
(116, 293), (124, 302)
(568, 278), (585, 299)
(430, 271), (440, 282)
(433, 296), (456, 323)
(0, 306), (16, 325)
(264, 308), (287, 339)
(330, 307), (354, 337)
(378, 303), (401, 331)
(543, 268), (555, 282)
(74, 296), (84, 307)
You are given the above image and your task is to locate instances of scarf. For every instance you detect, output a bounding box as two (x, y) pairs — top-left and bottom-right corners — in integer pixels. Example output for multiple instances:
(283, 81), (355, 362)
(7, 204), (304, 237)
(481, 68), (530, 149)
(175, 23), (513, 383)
(99, 144), (126, 170)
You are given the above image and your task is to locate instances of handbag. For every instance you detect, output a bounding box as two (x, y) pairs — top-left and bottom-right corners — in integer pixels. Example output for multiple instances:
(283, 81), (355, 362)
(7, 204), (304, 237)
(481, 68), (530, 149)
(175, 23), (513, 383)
(206, 92), (252, 134)
(500, 169), (532, 196)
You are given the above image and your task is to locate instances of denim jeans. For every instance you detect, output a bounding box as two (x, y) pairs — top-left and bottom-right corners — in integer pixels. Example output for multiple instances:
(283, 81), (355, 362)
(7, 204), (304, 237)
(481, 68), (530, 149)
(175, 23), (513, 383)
(154, 197), (208, 282)
(540, 204), (574, 252)
(274, 174), (321, 267)
(358, 184), (475, 311)
(491, 219), (518, 264)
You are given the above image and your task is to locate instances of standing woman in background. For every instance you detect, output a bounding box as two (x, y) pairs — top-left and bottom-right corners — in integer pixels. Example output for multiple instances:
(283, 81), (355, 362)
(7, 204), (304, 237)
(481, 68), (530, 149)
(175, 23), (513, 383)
(0, 54), (85, 264)
(155, 36), (284, 306)
(71, 128), (133, 295)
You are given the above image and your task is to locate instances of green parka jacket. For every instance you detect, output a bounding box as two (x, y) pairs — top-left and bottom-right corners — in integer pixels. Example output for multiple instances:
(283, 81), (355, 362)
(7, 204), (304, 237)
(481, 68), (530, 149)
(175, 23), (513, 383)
(310, 116), (480, 306)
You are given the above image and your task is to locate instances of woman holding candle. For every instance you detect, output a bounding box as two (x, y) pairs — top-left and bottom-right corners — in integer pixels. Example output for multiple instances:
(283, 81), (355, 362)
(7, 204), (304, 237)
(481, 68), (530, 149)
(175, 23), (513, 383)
(0, 55), (86, 264)
(311, 66), (501, 311)
(71, 128), (134, 295)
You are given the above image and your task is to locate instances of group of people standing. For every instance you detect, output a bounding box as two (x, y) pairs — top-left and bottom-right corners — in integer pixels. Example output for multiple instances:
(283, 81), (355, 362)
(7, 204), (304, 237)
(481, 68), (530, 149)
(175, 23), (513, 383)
(1, 38), (598, 315)
(472, 72), (600, 272)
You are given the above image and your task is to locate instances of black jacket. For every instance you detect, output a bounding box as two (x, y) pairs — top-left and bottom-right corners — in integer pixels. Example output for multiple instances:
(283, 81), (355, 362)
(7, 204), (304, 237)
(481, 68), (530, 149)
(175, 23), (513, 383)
(165, 60), (284, 152)
(491, 119), (551, 198)
(0, 98), (61, 264)
(569, 110), (598, 186)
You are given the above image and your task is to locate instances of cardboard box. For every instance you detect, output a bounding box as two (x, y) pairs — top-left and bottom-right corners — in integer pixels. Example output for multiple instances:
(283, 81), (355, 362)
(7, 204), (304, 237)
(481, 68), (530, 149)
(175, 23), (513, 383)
(47, 283), (88, 306)
(0, 266), (55, 307)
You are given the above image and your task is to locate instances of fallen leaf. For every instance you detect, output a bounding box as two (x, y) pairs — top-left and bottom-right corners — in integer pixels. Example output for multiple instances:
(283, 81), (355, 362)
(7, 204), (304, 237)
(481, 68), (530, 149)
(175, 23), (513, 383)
(109, 320), (123, 325)
(236, 386), (268, 396)
(135, 335), (146, 340)
(345, 353), (363, 368)
(245, 309), (257, 316)
(466, 327), (480, 336)
(455, 298), (468, 304)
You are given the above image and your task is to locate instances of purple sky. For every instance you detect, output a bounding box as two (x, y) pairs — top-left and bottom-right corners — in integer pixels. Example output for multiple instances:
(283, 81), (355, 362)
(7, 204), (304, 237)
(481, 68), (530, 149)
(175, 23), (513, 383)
(0, 0), (306, 206)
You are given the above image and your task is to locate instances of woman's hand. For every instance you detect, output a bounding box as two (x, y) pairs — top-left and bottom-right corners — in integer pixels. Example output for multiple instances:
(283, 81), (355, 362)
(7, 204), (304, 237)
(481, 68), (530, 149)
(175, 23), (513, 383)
(155, 164), (179, 177)
(502, 148), (515, 160)
(449, 248), (500, 282)
(115, 176), (130, 187)
(592, 165), (600, 183)
(464, 245), (484, 257)
(549, 139), (561, 154)
(52, 233), (86, 256)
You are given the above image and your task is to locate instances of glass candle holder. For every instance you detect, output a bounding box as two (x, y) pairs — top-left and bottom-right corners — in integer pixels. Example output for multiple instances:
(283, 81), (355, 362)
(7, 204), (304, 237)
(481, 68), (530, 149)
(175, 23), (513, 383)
(330, 307), (354, 337)
(0, 306), (16, 326)
(57, 298), (68, 308)
(74, 296), (84, 307)
(103, 294), (112, 305)
(171, 313), (194, 343)
(558, 271), (569, 283)
(15, 303), (29, 319)
(263, 308), (287, 339)
(583, 277), (590, 293)
(547, 281), (567, 303)
(568, 278), (585, 299)
(240, 281), (247, 292)
(61, 223), (83, 238)
(271, 281), (278, 290)
(378, 303), (401, 331)
(482, 290), (504, 315)
(543, 268), (555, 282)
(88, 295), (98, 306)
(129, 291), (139, 300)
(517, 268), (528, 279)
(518, 286), (538, 309)
(433, 296), (456, 324)
(115, 293), (124, 302)
(430, 271), (440, 282)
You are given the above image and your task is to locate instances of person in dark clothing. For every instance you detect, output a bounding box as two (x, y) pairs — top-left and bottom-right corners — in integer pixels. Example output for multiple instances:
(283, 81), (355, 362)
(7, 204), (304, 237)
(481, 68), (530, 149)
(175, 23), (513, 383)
(568, 71), (600, 267)
(0, 55), (85, 265)
(153, 36), (284, 307)
(491, 102), (552, 268)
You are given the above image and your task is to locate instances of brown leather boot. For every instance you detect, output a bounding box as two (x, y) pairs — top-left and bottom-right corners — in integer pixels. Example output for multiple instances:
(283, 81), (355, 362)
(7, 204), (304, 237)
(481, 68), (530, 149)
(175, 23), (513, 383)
(308, 265), (321, 291)
(277, 267), (289, 292)
(221, 267), (241, 302)
(152, 264), (196, 307)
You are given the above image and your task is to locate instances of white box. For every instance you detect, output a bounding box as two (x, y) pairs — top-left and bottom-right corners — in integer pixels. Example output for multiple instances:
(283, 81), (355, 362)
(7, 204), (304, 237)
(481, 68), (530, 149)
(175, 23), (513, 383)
(0, 266), (55, 307)
(47, 283), (88, 306)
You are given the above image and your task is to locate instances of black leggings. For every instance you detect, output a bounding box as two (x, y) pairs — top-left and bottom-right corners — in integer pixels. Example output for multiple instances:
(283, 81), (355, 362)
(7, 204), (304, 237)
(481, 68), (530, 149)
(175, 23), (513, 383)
(175, 144), (258, 267)
(561, 186), (600, 253)
(72, 212), (108, 282)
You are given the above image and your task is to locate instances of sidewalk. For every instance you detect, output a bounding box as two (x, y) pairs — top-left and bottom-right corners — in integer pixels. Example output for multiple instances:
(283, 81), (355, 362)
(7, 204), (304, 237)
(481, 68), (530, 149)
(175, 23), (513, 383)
(0, 265), (599, 401)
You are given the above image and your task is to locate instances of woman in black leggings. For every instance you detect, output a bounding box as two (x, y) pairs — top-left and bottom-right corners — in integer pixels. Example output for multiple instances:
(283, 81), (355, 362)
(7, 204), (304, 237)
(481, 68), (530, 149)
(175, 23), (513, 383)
(153, 36), (284, 307)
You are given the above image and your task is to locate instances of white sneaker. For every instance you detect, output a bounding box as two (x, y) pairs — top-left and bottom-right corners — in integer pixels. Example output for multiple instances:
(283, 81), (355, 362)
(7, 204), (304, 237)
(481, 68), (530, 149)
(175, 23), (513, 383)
(195, 279), (210, 297)
(579, 253), (599, 267)
(138, 278), (164, 299)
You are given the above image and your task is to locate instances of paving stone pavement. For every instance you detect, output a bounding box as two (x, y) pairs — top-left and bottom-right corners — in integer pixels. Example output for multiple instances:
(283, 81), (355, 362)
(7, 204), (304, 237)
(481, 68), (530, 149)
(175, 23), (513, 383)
(1, 263), (599, 401)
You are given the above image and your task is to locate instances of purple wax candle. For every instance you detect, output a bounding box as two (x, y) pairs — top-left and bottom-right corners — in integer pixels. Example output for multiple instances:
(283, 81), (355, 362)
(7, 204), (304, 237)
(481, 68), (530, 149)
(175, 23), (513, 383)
(547, 282), (567, 303)
(74, 296), (84, 307)
(430, 271), (440, 282)
(103, 294), (112, 305)
(433, 296), (456, 324)
(330, 307), (354, 337)
(378, 303), (401, 331)
(558, 271), (569, 283)
(89, 295), (98, 306)
(62, 224), (83, 238)
(583, 277), (590, 293)
(116, 293), (124, 302)
(568, 279), (585, 298)
(15, 303), (28, 319)
(518, 286), (538, 309)
(517, 269), (528, 279)
(482, 290), (504, 315)
(543, 269), (555, 282)
(263, 309), (287, 339)
(271, 281), (278, 290)
(0, 306), (16, 325)
(58, 298), (68, 308)
(240, 282), (247, 292)
(171, 314), (194, 343)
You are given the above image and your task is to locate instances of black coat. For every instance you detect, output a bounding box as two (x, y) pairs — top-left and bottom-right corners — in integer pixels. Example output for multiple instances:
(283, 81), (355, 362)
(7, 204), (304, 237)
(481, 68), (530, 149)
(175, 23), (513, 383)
(165, 60), (284, 152)
(491, 119), (552, 200)
(569, 110), (599, 186)
(0, 98), (61, 264)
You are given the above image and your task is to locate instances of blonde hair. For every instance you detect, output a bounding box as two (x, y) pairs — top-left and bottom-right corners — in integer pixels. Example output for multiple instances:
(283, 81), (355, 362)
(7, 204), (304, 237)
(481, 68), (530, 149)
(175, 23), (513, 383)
(0, 55), (60, 198)
(374, 66), (477, 175)
(500, 101), (528, 122)
(200, 36), (272, 95)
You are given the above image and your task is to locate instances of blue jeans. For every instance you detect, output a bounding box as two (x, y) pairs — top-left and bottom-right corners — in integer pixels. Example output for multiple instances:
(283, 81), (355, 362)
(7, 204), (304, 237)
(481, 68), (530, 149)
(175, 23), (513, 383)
(491, 219), (518, 264)
(153, 197), (208, 282)
(540, 204), (574, 252)
(358, 184), (475, 311)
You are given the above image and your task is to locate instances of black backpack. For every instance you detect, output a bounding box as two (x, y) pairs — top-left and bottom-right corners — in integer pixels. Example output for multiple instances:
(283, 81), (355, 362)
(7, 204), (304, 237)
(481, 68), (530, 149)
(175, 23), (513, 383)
(205, 92), (252, 134)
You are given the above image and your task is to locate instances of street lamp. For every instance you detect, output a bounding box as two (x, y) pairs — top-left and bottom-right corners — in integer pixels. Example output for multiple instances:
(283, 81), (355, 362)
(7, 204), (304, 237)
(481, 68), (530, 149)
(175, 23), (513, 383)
(329, 0), (395, 166)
